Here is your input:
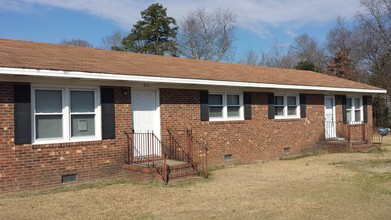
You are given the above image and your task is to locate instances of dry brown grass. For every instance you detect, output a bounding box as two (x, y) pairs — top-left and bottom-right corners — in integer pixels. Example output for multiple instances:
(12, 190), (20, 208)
(2, 137), (391, 220)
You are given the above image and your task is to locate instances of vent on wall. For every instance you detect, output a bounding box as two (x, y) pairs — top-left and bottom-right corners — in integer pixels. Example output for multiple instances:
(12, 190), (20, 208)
(224, 154), (232, 160)
(62, 174), (77, 183)
(284, 147), (291, 154)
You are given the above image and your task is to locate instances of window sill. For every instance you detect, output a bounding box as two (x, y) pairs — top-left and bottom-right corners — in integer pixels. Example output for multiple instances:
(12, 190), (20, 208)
(207, 120), (246, 125)
(346, 121), (365, 126)
(32, 137), (103, 149)
(209, 118), (243, 122)
(273, 117), (302, 122)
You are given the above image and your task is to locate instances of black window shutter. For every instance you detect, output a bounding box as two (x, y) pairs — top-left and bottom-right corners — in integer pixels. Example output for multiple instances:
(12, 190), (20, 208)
(300, 94), (307, 118)
(363, 96), (368, 123)
(267, 92), (275, 119)
(200, 91), (209, 121)
(243, 92), (252, 120)
(342, 95), (347, 123)
(101, 87), (115, 139)
(14, 84), (32, 144)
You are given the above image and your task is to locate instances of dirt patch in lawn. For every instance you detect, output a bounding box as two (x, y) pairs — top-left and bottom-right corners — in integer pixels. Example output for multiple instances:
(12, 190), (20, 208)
(1, 137), (391, 219)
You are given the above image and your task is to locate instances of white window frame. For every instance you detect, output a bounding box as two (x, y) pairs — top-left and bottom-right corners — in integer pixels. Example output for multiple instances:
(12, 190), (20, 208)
(274, 94), (300, 119)
(32, 85), (101, 144)
(209, 92), (244, 121)
(346, 96), (363, 123)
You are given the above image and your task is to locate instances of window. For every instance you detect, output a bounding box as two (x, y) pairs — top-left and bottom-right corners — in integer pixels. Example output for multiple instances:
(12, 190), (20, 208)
(346, 96), (362, 122)
(227, 94), (240, 117)
(275, 96), (284, 116)
(209, 92), (243, 120)
(35, 90), (63, 139)
(70, 91), (96, 137)
(209, 94), (224, 118)
(33, 86), (101, 144)
(274, 95), (300, 118)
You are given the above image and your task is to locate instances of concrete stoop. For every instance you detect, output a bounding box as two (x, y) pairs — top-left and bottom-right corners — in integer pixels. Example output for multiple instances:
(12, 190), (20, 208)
(321, 140), (373, 153)
(123, 160), (199, 183)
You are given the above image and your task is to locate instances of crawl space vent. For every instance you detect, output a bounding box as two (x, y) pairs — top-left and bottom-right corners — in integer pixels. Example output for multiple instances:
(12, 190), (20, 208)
(224, 154), (232, 160)
(62, 174), (77, 183)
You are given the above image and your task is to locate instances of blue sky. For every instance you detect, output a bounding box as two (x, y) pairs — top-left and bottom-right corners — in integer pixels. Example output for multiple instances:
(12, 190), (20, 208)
(0, 0), (362, 60)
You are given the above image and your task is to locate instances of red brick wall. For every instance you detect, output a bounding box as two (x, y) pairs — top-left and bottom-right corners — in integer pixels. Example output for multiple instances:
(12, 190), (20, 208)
(335, 95), (373, 142)
(160, 89), (325, 165)
(0, 83), (375, 193)
(0, 82), (132, 193)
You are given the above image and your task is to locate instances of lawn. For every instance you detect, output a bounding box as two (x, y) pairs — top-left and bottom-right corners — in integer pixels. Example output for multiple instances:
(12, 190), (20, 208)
(1, 137), (391, 220)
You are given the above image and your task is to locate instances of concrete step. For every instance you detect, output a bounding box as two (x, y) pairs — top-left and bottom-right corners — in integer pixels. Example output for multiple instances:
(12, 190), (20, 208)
(321, 139), (371, 153)
(156, 162), (198, 181)
(124, 160), (200, 183)
(351, 144), (373, 153)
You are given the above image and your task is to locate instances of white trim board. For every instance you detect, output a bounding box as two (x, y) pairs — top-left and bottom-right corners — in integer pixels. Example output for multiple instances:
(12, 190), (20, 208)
(0, 67), (386, 94)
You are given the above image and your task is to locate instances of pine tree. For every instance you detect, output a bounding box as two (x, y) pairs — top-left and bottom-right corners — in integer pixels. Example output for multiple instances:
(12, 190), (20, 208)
(118, 3), (178, 56)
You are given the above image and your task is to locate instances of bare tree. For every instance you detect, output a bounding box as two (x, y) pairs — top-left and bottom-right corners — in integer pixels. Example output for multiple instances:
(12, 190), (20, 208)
(60, 39), (93, 48)
(356, 0), (391, 76)
(354, 0), (391, 127)
(239, 40), (294, 68)
(288, 33), (327, 72)
(178, 7), (237, 62)
(326, 18), (370, 82)
(259, 41), (295, 68)
(327, 17), (355, 56)
(101, 30), (127, 50)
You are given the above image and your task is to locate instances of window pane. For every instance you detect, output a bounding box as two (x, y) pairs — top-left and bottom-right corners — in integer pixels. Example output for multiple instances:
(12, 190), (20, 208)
(209, 106), (223, 118)
(71, 91), (95, 113)
(275, 106), (284, 116)
(227, 95), (239, 105)
(287, 96), (296, 106)
(354, 98), (360, 108)
(288, 106), (297, 116)
(347, 110), (352, 122)
(275, 96), (284, 105)
(71, 115), (95, 137)
(227, 106), (240, 117)
(355, 110), (361, 122)
(209, 94), (223, 105)
(35, 90), (62, 113)
(36, 115), (62, 138)
(346, 98), (352, 109)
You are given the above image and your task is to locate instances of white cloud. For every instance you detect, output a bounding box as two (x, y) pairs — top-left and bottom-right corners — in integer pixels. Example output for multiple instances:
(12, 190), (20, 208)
(2, 0), (361, 37)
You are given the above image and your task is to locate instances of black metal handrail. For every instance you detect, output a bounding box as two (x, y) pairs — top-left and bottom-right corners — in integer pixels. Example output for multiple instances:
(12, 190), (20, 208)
(124, 131), (169, 183)
(167, 129), (208, 178)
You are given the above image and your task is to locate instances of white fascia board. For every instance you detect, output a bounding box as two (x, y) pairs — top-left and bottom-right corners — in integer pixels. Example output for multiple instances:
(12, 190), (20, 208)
(0, 67), (387, 94)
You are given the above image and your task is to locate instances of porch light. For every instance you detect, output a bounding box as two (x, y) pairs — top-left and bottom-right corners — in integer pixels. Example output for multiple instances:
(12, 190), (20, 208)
(122, 89), (129, 96)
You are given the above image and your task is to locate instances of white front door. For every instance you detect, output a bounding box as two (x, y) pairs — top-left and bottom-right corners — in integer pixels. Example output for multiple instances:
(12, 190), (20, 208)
(132, 89), (160, 156)
(325, 96), (336, 139)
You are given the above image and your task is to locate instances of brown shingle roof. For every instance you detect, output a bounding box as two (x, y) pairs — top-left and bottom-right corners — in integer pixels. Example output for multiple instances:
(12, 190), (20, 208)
(0, 38), (383, 92)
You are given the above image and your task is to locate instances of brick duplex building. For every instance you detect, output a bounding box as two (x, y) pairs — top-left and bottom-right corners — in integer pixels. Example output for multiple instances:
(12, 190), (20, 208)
(0, 38), (386, 193)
